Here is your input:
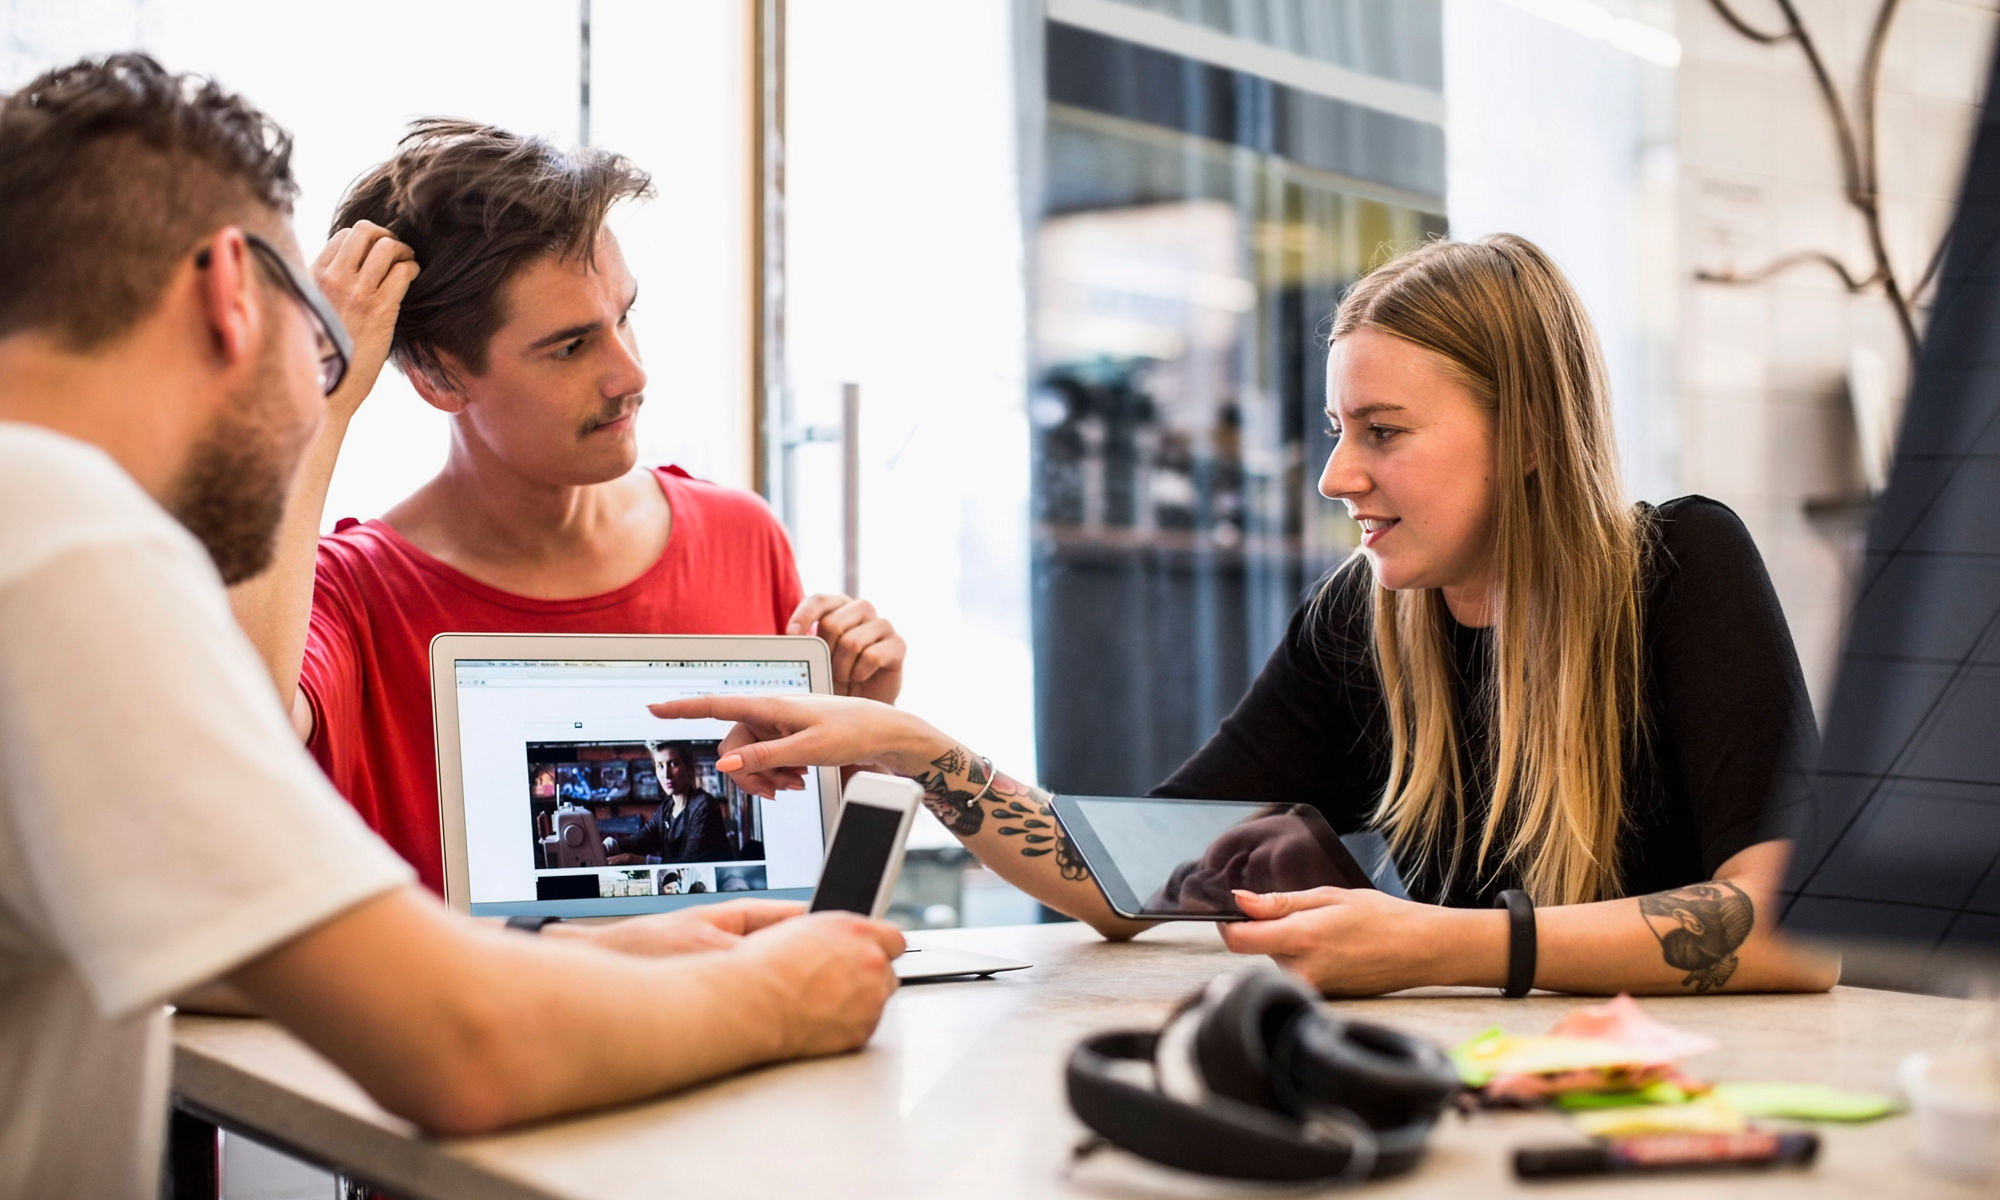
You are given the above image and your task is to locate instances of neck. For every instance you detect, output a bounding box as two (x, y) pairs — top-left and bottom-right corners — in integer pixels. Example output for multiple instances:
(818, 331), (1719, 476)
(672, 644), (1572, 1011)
(1441, 581), (1497, 628)
(422, 428), (641, 562)
(0, 329), (202, 502)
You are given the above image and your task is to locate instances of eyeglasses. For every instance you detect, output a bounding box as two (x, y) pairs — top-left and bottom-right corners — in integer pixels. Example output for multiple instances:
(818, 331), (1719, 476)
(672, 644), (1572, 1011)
(195, 232), (354, 396)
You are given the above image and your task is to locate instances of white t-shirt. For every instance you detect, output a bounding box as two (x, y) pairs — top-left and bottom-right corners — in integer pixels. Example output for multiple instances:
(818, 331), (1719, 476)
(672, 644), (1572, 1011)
(0, 424), (414, 1200)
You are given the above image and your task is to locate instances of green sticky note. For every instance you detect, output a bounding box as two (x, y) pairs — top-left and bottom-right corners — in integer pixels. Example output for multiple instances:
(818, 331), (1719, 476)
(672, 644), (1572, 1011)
(1555, 1082), (1690, 1110)
(1449, 1026), (1508, 1087)
(1711, 1081), (1899, 1122)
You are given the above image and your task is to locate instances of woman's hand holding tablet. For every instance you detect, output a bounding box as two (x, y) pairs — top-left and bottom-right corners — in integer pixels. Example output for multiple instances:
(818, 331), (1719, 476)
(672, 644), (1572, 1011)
(1047, 796), (1374, 920)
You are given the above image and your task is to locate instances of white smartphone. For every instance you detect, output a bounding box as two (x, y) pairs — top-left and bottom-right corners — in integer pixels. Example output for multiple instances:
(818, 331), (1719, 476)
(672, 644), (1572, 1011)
(808, 772), (922, 919)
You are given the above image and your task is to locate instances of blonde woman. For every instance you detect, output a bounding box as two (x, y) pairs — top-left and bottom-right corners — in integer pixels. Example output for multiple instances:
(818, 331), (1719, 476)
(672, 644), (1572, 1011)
(656, 235), (1839, 997)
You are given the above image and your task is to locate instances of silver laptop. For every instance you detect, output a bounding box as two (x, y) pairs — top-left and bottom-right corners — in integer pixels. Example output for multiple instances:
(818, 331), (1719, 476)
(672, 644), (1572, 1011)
(429, 632), (1026, 981)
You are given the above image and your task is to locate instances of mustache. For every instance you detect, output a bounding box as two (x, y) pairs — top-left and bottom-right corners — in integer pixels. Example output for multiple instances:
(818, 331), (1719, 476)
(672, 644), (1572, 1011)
(582, 396), (644, 434)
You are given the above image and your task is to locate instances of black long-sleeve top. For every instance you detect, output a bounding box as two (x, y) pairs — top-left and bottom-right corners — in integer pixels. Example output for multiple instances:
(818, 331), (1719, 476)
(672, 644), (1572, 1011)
(1153, 496), (1818, 907)
(615, 789), (734, 864)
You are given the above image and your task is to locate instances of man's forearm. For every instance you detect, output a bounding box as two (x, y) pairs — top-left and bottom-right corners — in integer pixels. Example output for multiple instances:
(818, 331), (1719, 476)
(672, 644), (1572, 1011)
(1430, 875), (1840, 995)
(910, 744), (1152, 940)
(227, 412), (351, 705)
(447, 932), (789, 1128)
(232, 890), (789, 1134)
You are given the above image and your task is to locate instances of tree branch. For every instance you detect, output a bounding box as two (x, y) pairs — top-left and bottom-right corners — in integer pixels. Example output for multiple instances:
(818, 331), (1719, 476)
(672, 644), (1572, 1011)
(1700, 0), (1922, 362)
(1696, 250), (1884, 292)
(1704, 0), (1793, 44)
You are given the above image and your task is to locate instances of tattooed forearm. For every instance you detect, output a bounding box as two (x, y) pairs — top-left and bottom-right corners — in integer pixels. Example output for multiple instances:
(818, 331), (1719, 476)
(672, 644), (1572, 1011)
(914, 747), (986, 836)
(1639, 880), (1755, 993)
(908, 747), (1093, 886)
(989, 775), (1089, 882)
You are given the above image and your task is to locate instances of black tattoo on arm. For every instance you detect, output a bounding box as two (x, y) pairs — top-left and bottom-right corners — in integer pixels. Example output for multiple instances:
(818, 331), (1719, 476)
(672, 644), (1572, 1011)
(990, 775), (1089, 882)
(914, 747), (985, 836)
(1639, 880), (1755, 993)
(908, 748), (1092, 885)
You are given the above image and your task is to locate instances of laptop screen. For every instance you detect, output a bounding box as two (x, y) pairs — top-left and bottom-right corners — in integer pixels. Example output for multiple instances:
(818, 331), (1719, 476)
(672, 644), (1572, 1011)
(453, 658), (826, 918)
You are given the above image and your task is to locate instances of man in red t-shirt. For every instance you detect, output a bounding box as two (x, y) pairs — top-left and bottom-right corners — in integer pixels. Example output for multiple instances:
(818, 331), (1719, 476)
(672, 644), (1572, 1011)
(230, 120), (906, 893)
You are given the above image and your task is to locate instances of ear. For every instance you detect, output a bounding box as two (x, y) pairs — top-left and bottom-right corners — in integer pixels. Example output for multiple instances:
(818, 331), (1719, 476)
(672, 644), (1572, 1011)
(407, 354), (470, 415)
(195, 226), (263, 370)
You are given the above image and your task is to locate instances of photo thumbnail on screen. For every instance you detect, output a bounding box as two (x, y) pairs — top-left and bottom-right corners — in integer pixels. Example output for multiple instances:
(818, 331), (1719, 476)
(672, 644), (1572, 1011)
(716, 864), (768, 893)
(602, 869), (655, 899)
(655, 866), (718, 895)
(525, 738), (767, 873)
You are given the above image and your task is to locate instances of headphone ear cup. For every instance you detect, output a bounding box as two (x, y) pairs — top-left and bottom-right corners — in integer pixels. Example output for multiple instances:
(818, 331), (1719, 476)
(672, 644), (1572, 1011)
(1067, 1030), (1373, 1183)
(1279, 1016), (1461, 1130)
(1182, 968), (1320, 1110)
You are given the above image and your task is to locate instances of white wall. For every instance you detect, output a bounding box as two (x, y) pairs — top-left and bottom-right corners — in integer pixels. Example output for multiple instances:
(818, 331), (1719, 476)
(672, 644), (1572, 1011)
(1674, 0), (1995, 708)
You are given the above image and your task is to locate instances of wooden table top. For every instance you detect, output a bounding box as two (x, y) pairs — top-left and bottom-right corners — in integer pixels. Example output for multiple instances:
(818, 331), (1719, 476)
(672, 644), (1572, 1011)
(174, 920), (1992, 1198)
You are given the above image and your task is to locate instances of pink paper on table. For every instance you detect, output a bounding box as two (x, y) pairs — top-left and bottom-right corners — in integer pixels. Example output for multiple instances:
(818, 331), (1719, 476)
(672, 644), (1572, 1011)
(1483, 1064), (1692, 1103)
(1547, 994), (1717, 1060)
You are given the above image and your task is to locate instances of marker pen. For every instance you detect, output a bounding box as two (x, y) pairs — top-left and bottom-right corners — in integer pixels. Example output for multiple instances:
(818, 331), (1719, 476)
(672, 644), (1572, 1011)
(1514, 1132), (1820, 1180)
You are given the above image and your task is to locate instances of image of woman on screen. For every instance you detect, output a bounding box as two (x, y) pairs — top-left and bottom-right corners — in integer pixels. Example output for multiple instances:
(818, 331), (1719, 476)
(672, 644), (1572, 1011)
(655, 235), (1841, 999)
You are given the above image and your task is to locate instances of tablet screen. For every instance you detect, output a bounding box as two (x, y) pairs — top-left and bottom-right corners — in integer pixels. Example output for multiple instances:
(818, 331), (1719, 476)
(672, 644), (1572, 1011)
(1054, 796), (1373, 919)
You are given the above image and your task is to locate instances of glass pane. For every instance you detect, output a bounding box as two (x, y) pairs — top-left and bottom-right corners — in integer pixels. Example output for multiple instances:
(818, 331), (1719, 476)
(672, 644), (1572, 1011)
(590, 0), (751, 487)
(774, 2), (1441, 923)
(782, 1), (1040, 789)
(1032, 16), (1445, 796)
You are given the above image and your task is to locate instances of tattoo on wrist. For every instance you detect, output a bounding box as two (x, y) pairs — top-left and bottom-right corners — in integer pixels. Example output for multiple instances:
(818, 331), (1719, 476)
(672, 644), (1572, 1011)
(1639, 880), (1754, 993)
(990, 775), (1089, 882)
(914, 747), (985, 836)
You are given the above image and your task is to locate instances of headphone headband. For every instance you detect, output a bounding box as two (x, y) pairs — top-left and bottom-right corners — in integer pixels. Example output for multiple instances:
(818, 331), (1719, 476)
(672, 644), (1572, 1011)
(1064, 968), (1459, 1184)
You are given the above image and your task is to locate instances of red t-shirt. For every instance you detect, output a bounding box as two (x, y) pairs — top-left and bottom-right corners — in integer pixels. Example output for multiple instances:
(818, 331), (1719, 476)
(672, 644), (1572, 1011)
(300, 467), (804, 894)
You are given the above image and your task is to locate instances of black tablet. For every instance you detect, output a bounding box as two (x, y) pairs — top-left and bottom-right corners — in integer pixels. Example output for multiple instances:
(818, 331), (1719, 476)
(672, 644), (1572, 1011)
(1049, 795), (1375, 921)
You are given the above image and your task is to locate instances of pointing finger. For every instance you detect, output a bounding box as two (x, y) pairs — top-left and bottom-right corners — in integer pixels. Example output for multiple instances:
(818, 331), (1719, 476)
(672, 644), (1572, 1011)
(649, 695), (789, 724)
(716, 731), (826, 775)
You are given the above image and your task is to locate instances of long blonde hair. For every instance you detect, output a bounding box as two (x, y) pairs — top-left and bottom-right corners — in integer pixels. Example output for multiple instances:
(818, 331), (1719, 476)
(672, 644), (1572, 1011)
(1328, 235), (1646, 906)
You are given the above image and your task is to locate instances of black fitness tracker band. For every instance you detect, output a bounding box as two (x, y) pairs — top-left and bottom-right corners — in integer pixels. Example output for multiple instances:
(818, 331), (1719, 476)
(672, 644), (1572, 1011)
(505, 915), (560, 934)
(1493, 889), (1536, 998)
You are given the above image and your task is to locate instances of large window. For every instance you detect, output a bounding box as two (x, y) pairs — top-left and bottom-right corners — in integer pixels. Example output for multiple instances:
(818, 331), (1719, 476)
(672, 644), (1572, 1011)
(1029, 5), (1446, 795)
(2, 1), (753, 521)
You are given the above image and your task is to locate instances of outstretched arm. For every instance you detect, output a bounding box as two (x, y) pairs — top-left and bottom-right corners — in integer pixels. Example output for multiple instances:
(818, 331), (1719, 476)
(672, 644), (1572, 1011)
(229, 887), (903, 1134)
(901, 741), (1153, 940)
(647, 694), (1152, 939)
(228, 223), (415, 736)
(1221, 839), (1839, 996)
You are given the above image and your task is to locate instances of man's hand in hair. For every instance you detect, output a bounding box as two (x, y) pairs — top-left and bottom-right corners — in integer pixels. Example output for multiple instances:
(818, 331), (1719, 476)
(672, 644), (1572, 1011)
(547, 898), (807, 958)
(312, 220), (418, 421)
(788, 593), (908, 705)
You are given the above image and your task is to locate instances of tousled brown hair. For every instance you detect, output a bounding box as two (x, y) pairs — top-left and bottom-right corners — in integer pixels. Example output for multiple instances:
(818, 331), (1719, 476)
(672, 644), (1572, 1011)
(0, 54), (297, 348)
(1328, 234), (1648, 907)
(332, 119), (654, 388)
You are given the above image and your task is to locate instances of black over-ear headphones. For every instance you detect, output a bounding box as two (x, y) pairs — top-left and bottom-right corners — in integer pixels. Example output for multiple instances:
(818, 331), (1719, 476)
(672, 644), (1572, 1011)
(1065, 967), (1461, 1184)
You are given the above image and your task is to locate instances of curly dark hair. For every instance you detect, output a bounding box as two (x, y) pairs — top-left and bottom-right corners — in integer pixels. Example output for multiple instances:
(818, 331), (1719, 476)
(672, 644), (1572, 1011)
(0, 53), (298, 348)
(332, 119), (654, 388)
